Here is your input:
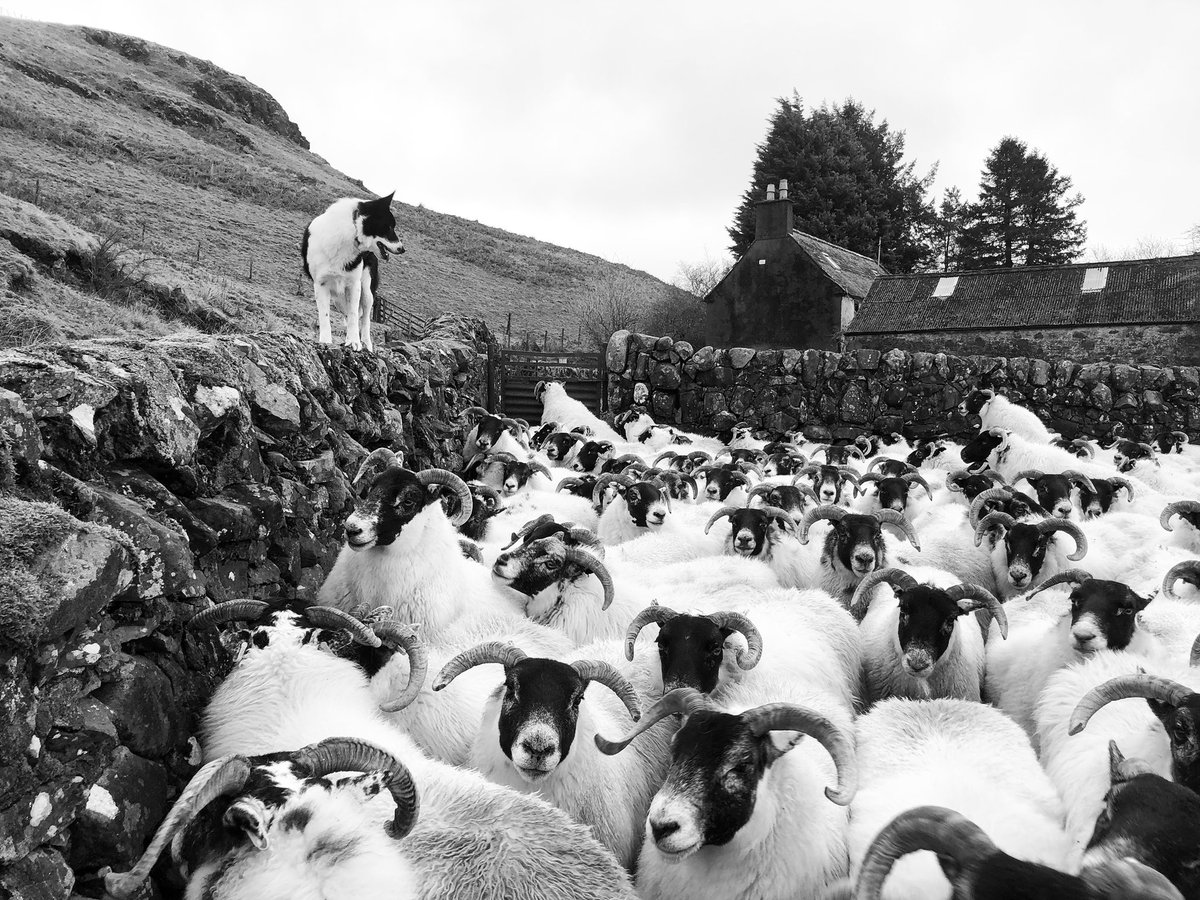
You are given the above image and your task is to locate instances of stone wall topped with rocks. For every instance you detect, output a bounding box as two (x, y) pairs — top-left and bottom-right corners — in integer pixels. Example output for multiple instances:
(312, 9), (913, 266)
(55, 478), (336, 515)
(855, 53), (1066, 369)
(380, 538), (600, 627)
(0, 315), (492, 899)
(605, 330), (1200, 442)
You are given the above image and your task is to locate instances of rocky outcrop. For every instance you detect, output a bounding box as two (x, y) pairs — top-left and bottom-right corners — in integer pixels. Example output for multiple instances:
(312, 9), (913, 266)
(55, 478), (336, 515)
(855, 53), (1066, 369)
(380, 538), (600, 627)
(0, 315), (492, 898)
(607, 331), (1199, 442)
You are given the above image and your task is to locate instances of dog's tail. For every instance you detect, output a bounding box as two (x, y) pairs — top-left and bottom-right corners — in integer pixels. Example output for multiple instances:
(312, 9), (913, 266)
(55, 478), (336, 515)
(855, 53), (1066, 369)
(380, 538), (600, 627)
(300, 226), (312, 280)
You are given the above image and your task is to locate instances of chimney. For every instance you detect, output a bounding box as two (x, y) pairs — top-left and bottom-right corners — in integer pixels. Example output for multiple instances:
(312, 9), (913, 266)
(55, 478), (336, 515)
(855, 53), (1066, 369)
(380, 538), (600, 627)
(754, 179), (794, 241)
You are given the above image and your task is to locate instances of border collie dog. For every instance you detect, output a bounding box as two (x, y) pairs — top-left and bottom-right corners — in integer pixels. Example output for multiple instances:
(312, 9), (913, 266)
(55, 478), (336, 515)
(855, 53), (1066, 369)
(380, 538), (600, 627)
(301, 192), (404, 351)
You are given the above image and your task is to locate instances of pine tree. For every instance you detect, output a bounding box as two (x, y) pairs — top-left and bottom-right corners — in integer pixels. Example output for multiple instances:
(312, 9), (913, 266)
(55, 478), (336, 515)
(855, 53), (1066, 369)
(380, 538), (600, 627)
(957, 137), (1086, 269)
(932, 187), (966, 270)
(727, 95), (936, 273)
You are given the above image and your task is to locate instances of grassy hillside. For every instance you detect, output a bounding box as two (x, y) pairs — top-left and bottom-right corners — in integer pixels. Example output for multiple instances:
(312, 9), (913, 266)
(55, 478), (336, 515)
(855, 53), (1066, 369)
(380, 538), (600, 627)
(0, 17), (687, 348)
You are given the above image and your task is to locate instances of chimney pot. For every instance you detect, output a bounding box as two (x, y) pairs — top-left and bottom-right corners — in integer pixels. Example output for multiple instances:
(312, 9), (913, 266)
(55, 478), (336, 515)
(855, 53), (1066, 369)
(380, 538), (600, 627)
(779, 178), (789, 200)
(765, 183), (776, 201)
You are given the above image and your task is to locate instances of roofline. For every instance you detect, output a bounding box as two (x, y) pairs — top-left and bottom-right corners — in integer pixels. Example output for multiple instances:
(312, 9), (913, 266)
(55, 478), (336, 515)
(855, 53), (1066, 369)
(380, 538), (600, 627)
(847, 319), (1200, 336)
(871, 252), (1200, 283)
(788, 230), (886, 270)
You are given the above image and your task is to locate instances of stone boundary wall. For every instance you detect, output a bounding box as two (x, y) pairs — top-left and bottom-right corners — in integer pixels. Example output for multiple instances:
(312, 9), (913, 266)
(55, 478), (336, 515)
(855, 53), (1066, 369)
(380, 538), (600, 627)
(605, 330), (1200, 442)
(0, 315), (492, 899)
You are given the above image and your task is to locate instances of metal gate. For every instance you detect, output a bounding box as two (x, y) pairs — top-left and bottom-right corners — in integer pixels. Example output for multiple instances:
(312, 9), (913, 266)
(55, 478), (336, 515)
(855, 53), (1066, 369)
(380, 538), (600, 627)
(495, 350), (606, 421)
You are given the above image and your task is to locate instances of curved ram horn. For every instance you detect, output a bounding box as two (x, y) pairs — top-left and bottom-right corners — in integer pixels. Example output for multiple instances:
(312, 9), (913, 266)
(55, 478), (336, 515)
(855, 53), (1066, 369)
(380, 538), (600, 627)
(811, 443), (832, 461)
(418, 469), (473, 527)
(707, 611), (763, 669)
(624, 604), (679, 660)
(1108, 476), (1134, 500)
(1062, 470), (1097, 493)
(594, 687), (712, 756)
(1069, 673), (1196, 735)
(946, 584), (1008, 639)
(849, 568), (918, 622)
(1013, 469), (1044, 486)
(304, 606), (383, 647)
(294, 738), (418, 839)
(354, 447), (402, 486)
(562, 548), (615, 610)
(1038, 518), (1088, 561)
(757, 505), (795, 532)
(866, 457), (892, 474)
(1072, 439), (1096, 459)
(876, 510), (920, 550)
(745, 483), (777, 506)
(501, 513), (556, 550)
(555, 477), (584, 493)
(837, 466), (861, 485)
(855, 806), (997, 900)
(974, 512), (1016, 547)
(704, 506), (739, 534)
(528, 461), (552, 480)
(945, 469), (970, 492)
(1081, 858), (1188, 900)
(741, 703), (858, 805)
(1138, 441), (1158, 457)
(571, 660), (640, 720)
(187, 599), (271, 631)
(565, 526), (605, 553)
(1161, 500), (1200, 531)
(844, 444), (866, 460)
(792, 465), (823, 484)
(653, 450), (679, 467)
(797, 504), (847, 544)
(591, 473), (633, 506)
(462, 406), (491, 421)
(969, 487), (1014, 528)
(1026, 568), (1092, 600)
(857, 472), (884, 491)
(469, 483), (502, 509)
(375, 623), (429, 713)
(104, 755), (253, 898)
(901, 472), (932, 500)
(433, 641), (527, 690)
(1162, 560), (1200, 599)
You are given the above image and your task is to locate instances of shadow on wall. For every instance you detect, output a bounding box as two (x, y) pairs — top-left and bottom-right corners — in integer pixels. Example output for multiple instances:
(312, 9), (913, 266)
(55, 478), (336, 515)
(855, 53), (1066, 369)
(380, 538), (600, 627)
(605, 329), (1199, 443)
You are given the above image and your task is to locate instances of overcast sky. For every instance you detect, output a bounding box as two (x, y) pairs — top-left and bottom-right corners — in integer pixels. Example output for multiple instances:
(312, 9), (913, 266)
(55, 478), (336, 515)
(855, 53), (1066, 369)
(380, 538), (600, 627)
(8, 0), (1199, 282)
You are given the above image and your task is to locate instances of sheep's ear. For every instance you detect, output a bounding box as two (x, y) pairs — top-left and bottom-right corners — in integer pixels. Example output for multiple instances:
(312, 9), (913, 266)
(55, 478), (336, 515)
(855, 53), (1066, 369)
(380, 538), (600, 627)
(223, 798), (270, 850)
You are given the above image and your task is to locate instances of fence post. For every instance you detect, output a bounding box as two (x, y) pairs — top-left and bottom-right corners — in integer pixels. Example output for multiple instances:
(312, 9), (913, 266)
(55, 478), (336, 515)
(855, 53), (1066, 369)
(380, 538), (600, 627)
(248, 256), (254, 282)
(33, 178), (40, 205)
(506, 312), (512, 349)
(195, 240), (201, 264)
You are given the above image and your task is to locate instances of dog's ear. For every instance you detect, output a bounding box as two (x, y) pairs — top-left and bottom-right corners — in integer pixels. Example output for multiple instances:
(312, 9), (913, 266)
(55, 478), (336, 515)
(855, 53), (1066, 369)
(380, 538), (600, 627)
(379, 191), (395, 205)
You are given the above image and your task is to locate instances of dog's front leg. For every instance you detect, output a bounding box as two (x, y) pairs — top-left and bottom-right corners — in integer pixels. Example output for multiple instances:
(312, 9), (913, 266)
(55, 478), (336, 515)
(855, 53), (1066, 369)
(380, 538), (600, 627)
(314, 279), (333, 345)
(343, 268), (363, 351)
(358, 273), (374, 352)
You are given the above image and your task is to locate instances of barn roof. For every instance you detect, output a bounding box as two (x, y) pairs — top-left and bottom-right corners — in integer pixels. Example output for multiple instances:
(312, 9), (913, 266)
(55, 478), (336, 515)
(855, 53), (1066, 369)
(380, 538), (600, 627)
(847, 254), (1200, 334)
(790, 231), (885, 299)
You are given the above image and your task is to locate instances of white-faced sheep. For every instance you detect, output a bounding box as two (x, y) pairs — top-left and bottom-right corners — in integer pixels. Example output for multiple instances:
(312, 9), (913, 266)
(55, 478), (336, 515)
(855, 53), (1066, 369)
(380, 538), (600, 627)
(440, 642), (667, 869)
(845, 699), (1073, 899)
(596, 680), (857, 900)
(850, 567), (1007, 704)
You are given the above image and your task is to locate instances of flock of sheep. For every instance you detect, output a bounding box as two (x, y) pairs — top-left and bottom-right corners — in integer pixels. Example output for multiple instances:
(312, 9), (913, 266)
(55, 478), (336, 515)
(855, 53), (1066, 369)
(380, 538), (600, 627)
(104, 383), (1200, 900)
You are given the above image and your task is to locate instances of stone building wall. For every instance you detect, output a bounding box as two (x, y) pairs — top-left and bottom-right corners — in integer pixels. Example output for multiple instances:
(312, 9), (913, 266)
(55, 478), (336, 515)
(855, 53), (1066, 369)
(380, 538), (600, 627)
(0, 315), (492, 899)
(605, 330), (1200, 442)
(847, 323), (1200, 367)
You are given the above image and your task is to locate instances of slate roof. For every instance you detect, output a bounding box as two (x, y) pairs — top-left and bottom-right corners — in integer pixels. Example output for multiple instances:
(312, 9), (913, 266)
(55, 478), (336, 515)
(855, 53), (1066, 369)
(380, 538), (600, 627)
(790, 231), (885, 299)
(847, 254), (1200, 334)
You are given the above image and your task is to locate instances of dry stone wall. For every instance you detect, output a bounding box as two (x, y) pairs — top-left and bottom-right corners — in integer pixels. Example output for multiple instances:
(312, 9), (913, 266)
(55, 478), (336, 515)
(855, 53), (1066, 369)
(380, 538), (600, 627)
(0, 314), (492, 899)
(606, 330), (1200, 442)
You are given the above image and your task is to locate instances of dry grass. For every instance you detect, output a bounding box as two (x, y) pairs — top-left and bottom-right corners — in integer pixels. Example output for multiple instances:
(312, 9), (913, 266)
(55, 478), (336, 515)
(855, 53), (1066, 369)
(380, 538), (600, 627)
(0, 16), (679, 344)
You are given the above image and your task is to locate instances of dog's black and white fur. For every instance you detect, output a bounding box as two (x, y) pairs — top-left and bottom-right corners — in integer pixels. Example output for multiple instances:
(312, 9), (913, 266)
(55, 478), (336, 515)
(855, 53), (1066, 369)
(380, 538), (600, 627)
(301, 192), (404, 351)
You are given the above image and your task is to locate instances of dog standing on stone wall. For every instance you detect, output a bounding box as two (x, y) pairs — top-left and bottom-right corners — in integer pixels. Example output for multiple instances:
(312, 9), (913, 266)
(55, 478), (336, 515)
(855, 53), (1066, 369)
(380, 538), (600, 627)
(301, 192), (405, 351)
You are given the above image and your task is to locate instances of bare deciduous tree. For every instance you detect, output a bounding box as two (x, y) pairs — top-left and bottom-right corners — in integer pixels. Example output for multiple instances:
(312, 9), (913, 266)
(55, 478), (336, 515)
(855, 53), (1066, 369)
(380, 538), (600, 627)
(576, 272), (649, 350)
(671, 255), (733, 299)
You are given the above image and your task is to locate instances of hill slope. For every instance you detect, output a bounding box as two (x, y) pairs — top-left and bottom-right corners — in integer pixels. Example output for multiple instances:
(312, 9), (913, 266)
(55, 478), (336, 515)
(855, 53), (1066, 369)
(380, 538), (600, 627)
(0, 17), (686, 347)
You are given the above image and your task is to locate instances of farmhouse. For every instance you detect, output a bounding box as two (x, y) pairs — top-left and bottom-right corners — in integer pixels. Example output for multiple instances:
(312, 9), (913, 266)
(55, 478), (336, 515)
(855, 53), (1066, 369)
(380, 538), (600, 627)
(702, 182), (886, 350)
(846, 254), (1200, 365)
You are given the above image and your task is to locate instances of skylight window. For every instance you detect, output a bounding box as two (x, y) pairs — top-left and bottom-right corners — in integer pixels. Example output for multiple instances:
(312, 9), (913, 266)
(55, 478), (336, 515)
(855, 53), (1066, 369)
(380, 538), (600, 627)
(1082, 267), (1108, 292)
(931, 276), (959, 298)
(822, 253), (842, 271)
